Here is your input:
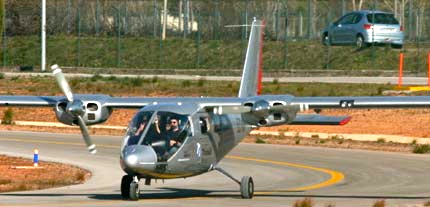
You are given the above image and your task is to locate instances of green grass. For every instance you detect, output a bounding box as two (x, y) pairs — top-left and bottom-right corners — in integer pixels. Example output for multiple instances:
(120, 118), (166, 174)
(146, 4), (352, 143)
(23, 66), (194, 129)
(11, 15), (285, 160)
(1, 35), (428, 72)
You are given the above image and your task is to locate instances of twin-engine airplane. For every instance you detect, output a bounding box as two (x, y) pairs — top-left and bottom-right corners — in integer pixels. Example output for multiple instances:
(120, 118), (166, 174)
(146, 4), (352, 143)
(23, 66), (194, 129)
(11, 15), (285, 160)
(2, 19), (430, 200)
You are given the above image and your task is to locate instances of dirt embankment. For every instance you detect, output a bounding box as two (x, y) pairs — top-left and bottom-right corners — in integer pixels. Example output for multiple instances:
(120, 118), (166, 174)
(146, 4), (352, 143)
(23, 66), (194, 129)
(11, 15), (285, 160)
(0, 155), (90, 193)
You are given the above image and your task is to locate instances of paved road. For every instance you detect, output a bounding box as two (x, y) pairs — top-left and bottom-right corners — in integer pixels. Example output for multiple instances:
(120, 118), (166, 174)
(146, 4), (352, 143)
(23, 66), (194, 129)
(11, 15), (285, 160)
(4, 72), (430, 85)
(1, 131), (430, 207)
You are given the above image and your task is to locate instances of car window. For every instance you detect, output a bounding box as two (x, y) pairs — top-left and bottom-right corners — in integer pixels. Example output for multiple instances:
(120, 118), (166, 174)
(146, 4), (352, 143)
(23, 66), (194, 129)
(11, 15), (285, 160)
(352, 14), (363, 24)
(366, 13), (399, 24)
(338, 14), (355, 25)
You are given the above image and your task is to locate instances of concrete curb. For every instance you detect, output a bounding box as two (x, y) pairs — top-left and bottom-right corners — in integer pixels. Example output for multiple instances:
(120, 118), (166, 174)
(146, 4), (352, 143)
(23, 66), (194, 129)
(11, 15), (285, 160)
(250, 131), (430, 145)
(2, 120), (429, 145)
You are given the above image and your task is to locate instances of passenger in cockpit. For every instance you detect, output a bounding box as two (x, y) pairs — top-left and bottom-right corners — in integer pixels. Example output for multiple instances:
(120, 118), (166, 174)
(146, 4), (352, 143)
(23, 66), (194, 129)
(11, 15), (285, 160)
(166, 118), (182, 155)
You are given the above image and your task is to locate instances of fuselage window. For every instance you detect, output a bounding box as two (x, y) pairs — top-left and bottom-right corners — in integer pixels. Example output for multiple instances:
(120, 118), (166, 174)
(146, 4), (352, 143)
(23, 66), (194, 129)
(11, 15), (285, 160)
(200, 117), (209, 134)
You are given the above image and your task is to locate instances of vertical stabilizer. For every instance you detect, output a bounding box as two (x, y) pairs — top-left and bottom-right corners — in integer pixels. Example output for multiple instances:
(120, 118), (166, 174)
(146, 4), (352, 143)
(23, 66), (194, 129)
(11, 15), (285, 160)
(238, 19), (265, 98)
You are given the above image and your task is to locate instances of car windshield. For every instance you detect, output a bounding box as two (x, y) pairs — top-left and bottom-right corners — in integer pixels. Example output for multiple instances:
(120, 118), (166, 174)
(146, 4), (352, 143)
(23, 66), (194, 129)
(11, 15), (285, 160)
(366, 13), (399, 24)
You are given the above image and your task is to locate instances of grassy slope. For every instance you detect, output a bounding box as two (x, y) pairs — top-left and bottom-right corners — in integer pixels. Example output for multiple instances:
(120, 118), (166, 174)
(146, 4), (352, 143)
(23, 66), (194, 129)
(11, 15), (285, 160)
(2, 35), (429, 71)
(0, 75), (400, 97)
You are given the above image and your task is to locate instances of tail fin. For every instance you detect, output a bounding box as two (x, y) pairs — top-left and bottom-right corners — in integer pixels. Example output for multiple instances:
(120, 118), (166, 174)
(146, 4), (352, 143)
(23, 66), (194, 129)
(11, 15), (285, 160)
(238, 19), (265, 98)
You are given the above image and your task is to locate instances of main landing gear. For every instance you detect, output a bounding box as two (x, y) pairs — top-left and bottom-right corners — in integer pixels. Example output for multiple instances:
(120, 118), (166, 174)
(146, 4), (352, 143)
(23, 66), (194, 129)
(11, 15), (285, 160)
(214, 167), (254, 199)
(121, 175), (140, 200)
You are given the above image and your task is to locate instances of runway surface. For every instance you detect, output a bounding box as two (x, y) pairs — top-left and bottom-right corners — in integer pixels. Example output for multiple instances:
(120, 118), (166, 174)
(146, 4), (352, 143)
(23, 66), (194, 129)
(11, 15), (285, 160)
(1, 131), (430, 207)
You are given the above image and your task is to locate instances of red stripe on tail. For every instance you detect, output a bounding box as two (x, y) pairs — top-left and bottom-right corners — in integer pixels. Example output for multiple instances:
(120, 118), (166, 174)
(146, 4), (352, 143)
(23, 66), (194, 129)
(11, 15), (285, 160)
(257, 20), (265, 95)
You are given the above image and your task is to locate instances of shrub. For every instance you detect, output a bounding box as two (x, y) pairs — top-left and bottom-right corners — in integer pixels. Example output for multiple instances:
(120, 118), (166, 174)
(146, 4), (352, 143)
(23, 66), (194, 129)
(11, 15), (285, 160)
(373, 200), (385, 207)
(90, 74), (102, 81)
(197, 78), (205, 87)
(0, 72), (4, 79)
(411, 139), (417, 145)
(2, 108), (14, 125)
(182, 80), (191, 87)
(255, 138), (266, 144)
(293, 198), (314, 207)
(413, 144), (430, 154)
(295, 139), (300, 144)
(376, 138), (386, 144)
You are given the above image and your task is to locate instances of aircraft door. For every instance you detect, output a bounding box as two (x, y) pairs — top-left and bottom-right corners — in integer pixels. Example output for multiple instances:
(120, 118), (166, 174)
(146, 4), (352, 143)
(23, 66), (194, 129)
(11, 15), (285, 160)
(194, 112), (216, 166)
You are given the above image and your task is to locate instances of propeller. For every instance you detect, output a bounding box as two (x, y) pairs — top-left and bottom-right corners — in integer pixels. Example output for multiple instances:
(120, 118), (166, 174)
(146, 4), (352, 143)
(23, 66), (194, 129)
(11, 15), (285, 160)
(51, 64), (97, 154)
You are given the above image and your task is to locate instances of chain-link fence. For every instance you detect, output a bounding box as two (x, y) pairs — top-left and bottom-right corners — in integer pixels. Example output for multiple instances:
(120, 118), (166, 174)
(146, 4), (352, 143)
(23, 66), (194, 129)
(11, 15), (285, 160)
(1, 0), (430, 74)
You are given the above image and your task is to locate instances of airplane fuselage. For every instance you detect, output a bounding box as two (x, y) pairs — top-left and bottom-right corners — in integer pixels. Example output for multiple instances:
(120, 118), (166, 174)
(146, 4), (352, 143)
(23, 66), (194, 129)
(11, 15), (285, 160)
(120, 103), (253, 179)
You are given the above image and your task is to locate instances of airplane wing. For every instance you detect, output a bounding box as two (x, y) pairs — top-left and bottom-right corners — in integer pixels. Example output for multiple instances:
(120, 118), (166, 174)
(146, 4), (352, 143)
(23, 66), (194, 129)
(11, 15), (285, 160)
(291, 96), (430, 109)
(0, 95), (61, 107)
(290, 114), (351, 125)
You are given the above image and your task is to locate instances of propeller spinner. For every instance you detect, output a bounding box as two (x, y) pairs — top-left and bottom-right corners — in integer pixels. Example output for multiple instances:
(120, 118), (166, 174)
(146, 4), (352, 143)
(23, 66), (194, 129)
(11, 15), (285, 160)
(51, 64), (97, 154)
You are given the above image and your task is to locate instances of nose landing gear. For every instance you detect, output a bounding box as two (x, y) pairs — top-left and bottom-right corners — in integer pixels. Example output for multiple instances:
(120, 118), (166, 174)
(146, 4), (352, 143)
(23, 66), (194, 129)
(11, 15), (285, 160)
(121, 175), (140, 200)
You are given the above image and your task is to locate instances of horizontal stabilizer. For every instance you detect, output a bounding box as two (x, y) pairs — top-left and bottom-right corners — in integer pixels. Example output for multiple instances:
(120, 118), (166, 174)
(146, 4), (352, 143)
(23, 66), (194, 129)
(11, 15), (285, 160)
(290, 114), (351, 125)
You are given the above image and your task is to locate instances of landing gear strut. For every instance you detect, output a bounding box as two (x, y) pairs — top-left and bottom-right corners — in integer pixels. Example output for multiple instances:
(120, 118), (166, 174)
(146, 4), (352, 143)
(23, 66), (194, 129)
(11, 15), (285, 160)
(121, 175), (140, 200)
(214, 167), (254, 199)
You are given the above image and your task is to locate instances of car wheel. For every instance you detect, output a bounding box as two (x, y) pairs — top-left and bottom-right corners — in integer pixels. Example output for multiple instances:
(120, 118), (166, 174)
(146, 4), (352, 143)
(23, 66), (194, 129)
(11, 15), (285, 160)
(392, 44), (403, 49)
(355, 35), (365, 49)
(322, 33), (330, 46)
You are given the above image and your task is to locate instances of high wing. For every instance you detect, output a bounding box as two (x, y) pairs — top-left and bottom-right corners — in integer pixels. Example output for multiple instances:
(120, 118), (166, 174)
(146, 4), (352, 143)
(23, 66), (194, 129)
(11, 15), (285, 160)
(291, 96), (430, 109)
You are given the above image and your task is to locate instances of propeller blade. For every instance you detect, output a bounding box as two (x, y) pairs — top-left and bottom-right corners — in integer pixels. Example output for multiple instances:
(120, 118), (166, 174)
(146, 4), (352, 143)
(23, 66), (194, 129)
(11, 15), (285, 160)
(51, 64), (73, 102)
(213, 106), (252, 115)
(76, 116), (97, 154)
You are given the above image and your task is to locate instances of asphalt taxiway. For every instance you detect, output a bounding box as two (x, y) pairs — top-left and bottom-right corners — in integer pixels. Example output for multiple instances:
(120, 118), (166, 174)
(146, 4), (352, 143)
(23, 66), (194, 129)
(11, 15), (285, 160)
(1, 131), (430, 207)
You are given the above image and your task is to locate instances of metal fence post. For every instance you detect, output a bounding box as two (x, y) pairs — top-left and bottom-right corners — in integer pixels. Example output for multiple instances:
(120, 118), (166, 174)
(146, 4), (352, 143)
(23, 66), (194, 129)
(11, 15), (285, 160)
(153, 0), (158, 38)
(159, 8), (163, 69)
(95, 0), (100, 35)
(416, 7), (420, 74)
(408, 0), (413, 40)
(371, 0), (376, 67)
(307, 0), (312, 39)
(116, 7), (121, 68)
(196, 10), (201, 68)
(284, 1), (288, 69)
(2, 0), (6, 68)
(76, 2), (81, 67)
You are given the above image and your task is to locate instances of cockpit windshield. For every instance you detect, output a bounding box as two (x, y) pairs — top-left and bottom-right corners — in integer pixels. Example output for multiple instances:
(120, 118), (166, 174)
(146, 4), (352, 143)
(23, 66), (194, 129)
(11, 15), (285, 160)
(125, 111), (191, 161)
(126, 111), (154, 146)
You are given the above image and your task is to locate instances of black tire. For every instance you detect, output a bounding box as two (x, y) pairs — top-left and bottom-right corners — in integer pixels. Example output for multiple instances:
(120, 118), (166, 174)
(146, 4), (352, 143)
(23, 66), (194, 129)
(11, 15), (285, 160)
(240, 176), (254, 199)
(355, 35), (365, 49)
(322, 33), (330, 46)
(392, 44), (403, 49)
(129, 182), (140, 201)
(121, 175), (133, 199)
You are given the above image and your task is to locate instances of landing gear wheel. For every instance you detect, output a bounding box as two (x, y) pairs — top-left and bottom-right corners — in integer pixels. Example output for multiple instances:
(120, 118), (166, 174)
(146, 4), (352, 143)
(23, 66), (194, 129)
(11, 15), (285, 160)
(240, 176), (254, 199)
(129, 182), (140, 201)
(121, 175), (132, 199)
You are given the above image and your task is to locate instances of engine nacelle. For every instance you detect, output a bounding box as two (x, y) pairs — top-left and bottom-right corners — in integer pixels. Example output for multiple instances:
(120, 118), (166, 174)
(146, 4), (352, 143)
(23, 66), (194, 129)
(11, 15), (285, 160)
(242, 100), (297, 127)
(54, 100), (112, 126)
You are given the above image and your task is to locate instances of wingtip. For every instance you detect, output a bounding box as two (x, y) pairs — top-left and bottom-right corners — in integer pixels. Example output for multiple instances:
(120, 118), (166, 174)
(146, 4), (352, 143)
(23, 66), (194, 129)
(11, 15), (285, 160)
(339, 116), (352, 125)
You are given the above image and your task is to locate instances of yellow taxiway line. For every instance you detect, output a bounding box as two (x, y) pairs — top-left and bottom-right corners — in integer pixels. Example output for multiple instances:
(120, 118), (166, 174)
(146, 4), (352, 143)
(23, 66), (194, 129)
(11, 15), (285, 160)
(0, 137), (344, 206)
